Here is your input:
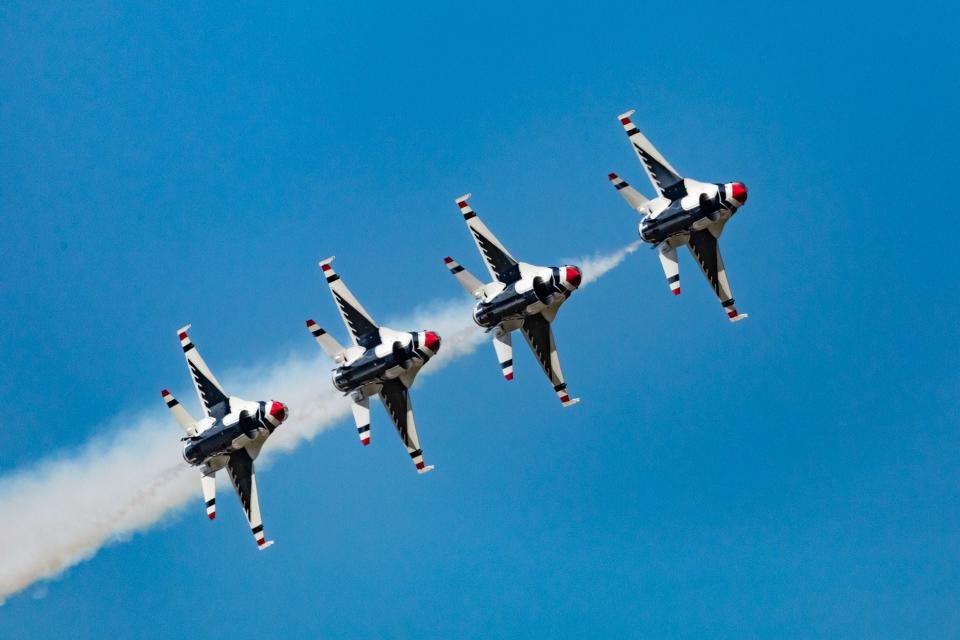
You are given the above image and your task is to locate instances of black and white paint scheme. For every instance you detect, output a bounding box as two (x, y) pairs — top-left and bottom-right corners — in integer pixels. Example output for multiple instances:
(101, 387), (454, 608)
(162, 326), (288, 550)
(306, 257), (441, 474)
(609, 109), (750, 322)
(444, 193), (583, 407)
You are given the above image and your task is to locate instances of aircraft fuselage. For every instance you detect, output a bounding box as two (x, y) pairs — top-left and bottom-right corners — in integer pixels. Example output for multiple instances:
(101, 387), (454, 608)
(332, 327), (440, 393)
(473, 264), (581, 329)
(639, 179), (745, 246)
(182, 398), (286, 466)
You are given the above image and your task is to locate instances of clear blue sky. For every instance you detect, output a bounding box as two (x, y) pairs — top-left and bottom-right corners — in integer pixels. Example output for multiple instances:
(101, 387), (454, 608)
(1, 1), (958, 637)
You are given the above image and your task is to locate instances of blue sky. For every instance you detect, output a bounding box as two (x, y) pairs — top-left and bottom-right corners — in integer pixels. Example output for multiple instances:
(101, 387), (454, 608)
(1, 1), (958, 637)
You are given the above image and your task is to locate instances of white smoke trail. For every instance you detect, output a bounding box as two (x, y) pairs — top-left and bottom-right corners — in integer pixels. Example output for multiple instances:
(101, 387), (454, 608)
(569, 239), (643, 287)
(0, 243), (637, 603)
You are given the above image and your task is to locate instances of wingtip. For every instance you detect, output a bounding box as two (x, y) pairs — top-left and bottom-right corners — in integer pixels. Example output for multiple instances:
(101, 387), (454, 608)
(455, 193), (472, 205)
(417, 465), (436, 475)
(306, 318), (316, 327)
(177, 323), (192, 337)
(161, 389), (171, 397)
(729, 313), (749, 323)
(617, 108), (636, 122)
(608, 172), (619, 181)
(257, 540), (275, 551)
(562, 397), (581, 408)
(318, 256), (336, 268)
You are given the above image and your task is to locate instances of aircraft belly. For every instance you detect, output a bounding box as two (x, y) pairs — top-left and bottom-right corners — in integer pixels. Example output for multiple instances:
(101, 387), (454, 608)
(642, 209), (699, 244)
(383, 364), (405, 380)
(523, 299), (548, 316)
(229, 429), (263, 451)
(184, 423), (251, 465)
(690, 216), (712, 231)
(336, 356), (424, 391)
(474, 288), (540, 327)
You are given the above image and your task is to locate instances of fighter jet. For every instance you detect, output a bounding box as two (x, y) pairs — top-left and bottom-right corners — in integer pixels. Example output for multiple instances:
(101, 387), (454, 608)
(609, 109), (750, 322)
(443, 193), (583, 407)
(161, 325), (288, 550)
(305, 257), (441, 474)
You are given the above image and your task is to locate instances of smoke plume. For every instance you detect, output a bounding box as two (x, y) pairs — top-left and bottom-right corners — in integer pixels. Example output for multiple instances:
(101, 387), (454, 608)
(0, 242), (637, 603)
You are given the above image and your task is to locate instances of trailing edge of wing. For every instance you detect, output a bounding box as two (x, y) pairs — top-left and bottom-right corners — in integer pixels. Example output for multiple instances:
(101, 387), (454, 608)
(177, 325), (229, 418)
(226, 449), (274, 550)
(455, 194), (520, 284)
(379, 379), (434, 474)
(686, 229), (748, 322)
(617, 110), (683, 198)
(318, 257), (380, 346)
(520, 314), (580, 408)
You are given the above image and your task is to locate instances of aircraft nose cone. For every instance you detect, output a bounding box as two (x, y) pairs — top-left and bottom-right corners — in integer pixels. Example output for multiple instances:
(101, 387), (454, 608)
(566, 266), (582, 289)
(732, 182), (748, 204)
(423, 331), (441, 354)
(269, 401), (288, 424)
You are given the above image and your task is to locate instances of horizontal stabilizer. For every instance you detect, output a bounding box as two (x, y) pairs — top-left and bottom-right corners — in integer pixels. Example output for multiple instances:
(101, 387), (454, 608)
(608, 173), (649, 211)
(658, 245), (681, 296)
(305, 319), (344, 360)
(493, 330), (514, 381)
(161, 389), (198, 436)
(443, 256), (485, 297)
(201, 469), (217, 520)
(351, 395), (371, 446)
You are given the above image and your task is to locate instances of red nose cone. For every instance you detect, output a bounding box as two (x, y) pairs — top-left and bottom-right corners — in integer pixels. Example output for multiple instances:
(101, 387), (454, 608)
(269, 402), (288, 423)
(424, 331), (441, 354)
(732, 182), (748, 204)
(566, 266), (582, 288)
